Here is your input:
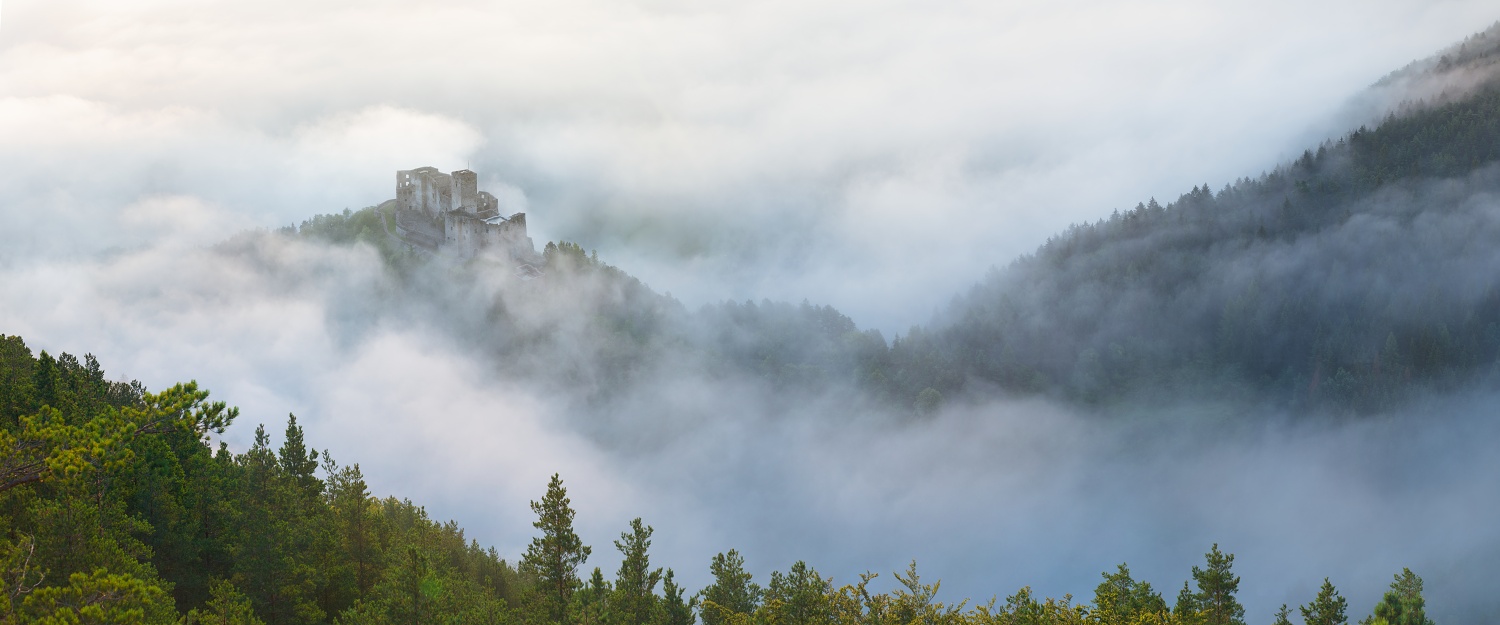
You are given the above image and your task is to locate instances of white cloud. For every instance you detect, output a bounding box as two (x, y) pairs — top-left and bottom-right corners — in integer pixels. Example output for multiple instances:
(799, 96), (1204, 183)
(4, 1), (1500, 620)
(4, 1), (1497, 329)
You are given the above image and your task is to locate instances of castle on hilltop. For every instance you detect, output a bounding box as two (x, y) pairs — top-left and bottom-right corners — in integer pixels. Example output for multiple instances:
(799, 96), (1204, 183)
(393, 167), (537, 264)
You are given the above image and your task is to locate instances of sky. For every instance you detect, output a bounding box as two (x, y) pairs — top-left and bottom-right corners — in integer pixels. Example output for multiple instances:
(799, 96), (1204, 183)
(2, 0), (1497, 330)
(3, 0), (1500, 621)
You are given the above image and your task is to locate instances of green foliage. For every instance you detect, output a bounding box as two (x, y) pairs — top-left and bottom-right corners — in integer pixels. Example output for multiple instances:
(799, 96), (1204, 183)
(0, 338), (1457, 625)
(1191, 544), (1244, 625)
(760, 561), (833, 625)
(1093, 564), (1167, 625)
(1362, 569), (1433, 625)
(699, 550), (761, 625)
(576, 567), (611, 625)
(186, 579), (265, 625)
(19, 569), (174, 625)
(1272, 605), (1292, 625)
(0, 340), (517, 625)
(659, 569), (693, 625)
(1300, 578), (1347, 625)
(284, 203), (427, 272)
(1173, 582), (1200, 625)
(544, 242), (600, 274)
(521, 474), (591, 625)
(970, 585), (1088, 625)
(609, 518), (661, 625)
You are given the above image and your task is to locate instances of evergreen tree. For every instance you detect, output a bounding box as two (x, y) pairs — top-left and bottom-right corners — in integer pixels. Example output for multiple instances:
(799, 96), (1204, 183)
(578, 567), (612, 625)
(521, 474), (591, 625)
(1365, 569), (1434, 625)
(324, 455), (379, 600)
(387, 546), (437, 625)
(314, 452), (363, 616)
(699, 549), (761, 625)
(19, 569), (176, 624)
(762, 562), (832, 625)
(0, 333), (1473, 625)
(235, 420), (325, 625)
(659, 569), (693, 625)
(610, 518), (662, 625)
(278, 415), (322, 499)
(1175, 581), (1202, 625)
(890, 561), (950, 625)
(1192, 544), (1245, 625)
(1094, 563), (1167, 624)
(1301, 578), (1348, 625)
(187, 579), (266, 625)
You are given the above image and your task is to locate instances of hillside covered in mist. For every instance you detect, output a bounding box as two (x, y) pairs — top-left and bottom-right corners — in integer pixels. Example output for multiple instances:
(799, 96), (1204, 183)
(901, 23), (1500, 413)
(7, 16), (1500, 625)
(0, 338), (1445, 623)
(285, 23), (1500, 419)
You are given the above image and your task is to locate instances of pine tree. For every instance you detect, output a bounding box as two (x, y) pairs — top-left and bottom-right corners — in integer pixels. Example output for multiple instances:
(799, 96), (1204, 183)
(1094, 563), (1166, 624)
(1192, 544), (1245, 625)
(278, 414), (322, 499)
(762, 562), (831, 625)
(1273, 604), (1293, 625)
(1301, 578), (1348, 625)
(187, 579), (266, 625)
(699, 549), (761, 625)
(1175, 581), (1202, 625)
(659, 569), (693, 625)
(578, 567), (612, 625)
(387, 546), (436, 625)
(324, 455), (379, 600)
(610, 518), (661, 625)
(1366, 569), (1434, 625)
(521, 474), (591, 625)
(236, 419), (326, 625)
(316, 452), (366, 614)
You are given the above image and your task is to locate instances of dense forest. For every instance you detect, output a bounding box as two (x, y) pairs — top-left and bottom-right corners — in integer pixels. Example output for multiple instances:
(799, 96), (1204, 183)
(0, 338), (1444, 623)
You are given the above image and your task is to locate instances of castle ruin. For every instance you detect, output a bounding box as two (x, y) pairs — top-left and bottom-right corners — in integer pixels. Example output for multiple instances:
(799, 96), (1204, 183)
(394, 167), (537, 263)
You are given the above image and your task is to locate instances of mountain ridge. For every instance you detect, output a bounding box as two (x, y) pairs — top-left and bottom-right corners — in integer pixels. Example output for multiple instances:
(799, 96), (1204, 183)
(278, 23), (1500, 419)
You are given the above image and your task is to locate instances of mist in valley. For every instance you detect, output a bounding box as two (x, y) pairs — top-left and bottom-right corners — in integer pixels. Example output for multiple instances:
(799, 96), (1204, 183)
(4, 1), (1500, 623)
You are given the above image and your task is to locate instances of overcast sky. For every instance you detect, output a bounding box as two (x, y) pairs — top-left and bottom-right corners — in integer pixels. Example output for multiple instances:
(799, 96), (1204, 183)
(2, 0), (1496, 330)
(3, 1), (1500, 621)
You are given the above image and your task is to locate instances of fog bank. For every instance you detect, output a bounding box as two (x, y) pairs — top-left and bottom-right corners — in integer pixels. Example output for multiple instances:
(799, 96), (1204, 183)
(3, 233), (1499, 622)
(3, 0), (1497, 330)
(4, 1), (1500, 622)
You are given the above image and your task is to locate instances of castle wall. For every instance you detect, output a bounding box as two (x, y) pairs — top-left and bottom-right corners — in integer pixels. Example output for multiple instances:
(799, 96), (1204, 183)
(443, 211), (534, 261)
(452, 169), (479, 214)
(396, 166), (452, 218)
(399, 167), (536, 264)
(394, 207), (444, 250)
(477, 191), (498, 215)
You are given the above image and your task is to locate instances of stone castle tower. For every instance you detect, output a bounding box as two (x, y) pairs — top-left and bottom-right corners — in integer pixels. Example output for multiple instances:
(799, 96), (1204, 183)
(394, 167), (535, 263)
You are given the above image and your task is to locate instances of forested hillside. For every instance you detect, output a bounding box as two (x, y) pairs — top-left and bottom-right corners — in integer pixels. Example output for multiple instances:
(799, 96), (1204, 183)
(0, 337), (1444, 623)
(292, 35), (1500, 418)
(295, 24), (1500, 418)
(886, 24), (1500, 412)
(293, 23), (1500, 417)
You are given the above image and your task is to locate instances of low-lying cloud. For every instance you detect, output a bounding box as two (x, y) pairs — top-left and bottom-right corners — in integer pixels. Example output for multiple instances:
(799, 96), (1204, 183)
(4, 0), (1497, 328)
(4, 232), (1500, 622)
(5, 1), (1500, 623)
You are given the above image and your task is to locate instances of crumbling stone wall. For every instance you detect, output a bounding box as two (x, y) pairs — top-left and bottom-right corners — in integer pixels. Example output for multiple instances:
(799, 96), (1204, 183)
(396, 166), (454, 218)
(395, 166), (536, 263)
